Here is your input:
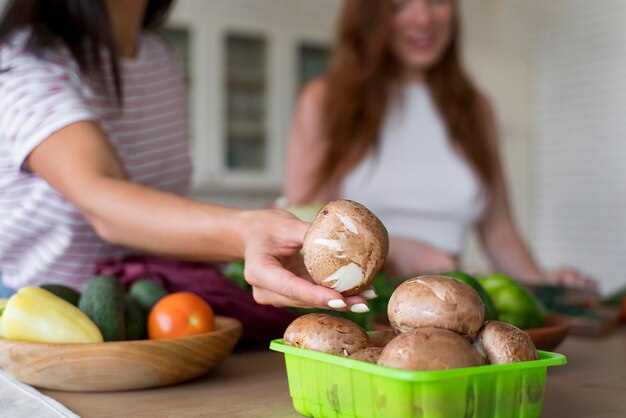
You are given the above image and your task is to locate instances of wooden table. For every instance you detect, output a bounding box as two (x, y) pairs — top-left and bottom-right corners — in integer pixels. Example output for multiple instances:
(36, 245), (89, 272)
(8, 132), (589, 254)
(44, 327), (626, 418)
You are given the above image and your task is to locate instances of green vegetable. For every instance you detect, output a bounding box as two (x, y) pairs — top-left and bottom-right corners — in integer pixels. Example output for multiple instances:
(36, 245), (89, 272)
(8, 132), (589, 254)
(129, 279), (169, 312)
(478, 273), (546, 329)
(285, 204), (323, 222)
(223, 261), (250, 291)
(124, 294), (147, 340)
(78, 275), (126, 341)
(603, 285), (626, 306)
(2, 287), (102, 343)
(40, 283), (81, 306)
(442, 271), (498, 320)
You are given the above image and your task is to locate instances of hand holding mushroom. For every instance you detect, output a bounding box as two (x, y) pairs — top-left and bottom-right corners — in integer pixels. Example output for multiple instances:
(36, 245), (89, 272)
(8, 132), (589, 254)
(303, 200), (389, 312)
(240, 207), (376, 310)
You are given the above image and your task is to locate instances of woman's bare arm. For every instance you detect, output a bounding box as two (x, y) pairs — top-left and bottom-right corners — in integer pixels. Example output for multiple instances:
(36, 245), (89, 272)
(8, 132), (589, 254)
(28, 121), (369, 308)
(476, 97), (595, 289)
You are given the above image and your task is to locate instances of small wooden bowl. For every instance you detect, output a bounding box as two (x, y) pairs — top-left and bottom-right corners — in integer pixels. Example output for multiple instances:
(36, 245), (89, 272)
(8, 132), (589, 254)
(370, 312), (570, 351)
(0, 316), (242, 392)
(524, 312), (571, 351)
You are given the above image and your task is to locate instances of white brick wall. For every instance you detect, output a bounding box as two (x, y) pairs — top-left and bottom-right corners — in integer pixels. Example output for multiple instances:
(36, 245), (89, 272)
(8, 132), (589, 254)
(461, 1), (624, 295)
(532, 0), (626, 294)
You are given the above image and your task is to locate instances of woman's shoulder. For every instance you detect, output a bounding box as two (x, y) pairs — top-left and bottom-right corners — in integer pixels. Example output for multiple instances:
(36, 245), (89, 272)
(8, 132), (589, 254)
(1, 30), (71, 65)
(297, 77), (329, 114)
(475, 90), (495, 116)
(1, 30), (31, 54)
(0, 31), (84, 93)
(474, 90), (498, 140)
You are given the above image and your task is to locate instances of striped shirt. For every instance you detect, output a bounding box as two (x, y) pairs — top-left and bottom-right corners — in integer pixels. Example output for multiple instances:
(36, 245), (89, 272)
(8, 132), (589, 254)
(0, 31), (192, 290)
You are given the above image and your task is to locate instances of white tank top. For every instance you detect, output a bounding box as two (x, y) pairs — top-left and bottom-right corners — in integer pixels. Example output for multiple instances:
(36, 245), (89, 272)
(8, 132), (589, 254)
(340, 83), (488, 254)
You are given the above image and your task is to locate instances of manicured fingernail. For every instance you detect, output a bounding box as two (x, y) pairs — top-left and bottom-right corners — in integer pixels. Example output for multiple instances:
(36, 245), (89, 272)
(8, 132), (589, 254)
(359, 289), (377, 300)
(328, 299), (347, 309)
(350, 303), (369, 313)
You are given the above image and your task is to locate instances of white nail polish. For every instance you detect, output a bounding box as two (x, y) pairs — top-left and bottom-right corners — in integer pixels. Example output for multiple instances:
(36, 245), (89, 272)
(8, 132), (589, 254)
(360, 289), (377, 300)
(350, 303), (369, 313)
(328, 299), (347, 309)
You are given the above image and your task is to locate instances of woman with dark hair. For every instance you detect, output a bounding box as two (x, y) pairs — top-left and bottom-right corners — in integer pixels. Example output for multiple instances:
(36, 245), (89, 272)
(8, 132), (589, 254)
(0, 0), (371, 341)
(284, 0), (595, 288)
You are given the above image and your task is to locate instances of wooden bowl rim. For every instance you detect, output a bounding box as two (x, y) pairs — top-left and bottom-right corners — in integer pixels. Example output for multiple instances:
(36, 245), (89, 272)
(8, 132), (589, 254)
(524, 312), (571, 333)
(0, 315), (242, 348)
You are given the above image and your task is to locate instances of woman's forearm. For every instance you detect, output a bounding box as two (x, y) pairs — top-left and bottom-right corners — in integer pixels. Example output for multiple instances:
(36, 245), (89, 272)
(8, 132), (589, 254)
(481, 224), (545, 283)
(76, 176), (247, 261)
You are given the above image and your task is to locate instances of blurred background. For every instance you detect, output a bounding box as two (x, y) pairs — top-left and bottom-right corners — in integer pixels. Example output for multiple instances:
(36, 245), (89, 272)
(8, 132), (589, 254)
(2, 0), (623, 295)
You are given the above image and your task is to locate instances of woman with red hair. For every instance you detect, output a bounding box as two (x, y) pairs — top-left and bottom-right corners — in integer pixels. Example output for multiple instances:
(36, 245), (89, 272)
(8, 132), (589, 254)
(284, 0), (595, 288)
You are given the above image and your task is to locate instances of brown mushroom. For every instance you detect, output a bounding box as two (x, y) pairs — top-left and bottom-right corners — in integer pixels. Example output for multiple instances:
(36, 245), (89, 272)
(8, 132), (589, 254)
(283, 313), (371, 357)
(348, 347), (384, 364)
(474, 321), (539, 364)
(377, 327), (486, 370)
(369, 329), (397, 348)
(387, 275), (485, 336)
(303, 200), (389, 296)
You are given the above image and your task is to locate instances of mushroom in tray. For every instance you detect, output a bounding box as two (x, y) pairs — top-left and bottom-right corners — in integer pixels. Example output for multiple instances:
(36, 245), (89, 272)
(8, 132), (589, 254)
(348, 347), (384, 364)
(303, 200), (389, 296)
(474, 320), (539, 364)
(387, 275), (485, 336)
(283, 313), (371, 357)
(369, 329), (397, 348)
(377, 327), (486, 370)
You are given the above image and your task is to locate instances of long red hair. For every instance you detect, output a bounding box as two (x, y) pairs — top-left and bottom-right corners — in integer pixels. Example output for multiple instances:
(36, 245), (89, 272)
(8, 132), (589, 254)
(311, 0), (495, 197)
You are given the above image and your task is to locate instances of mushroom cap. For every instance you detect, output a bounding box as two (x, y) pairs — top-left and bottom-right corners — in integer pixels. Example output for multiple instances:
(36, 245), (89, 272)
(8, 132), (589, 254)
(387, 275), (485, 336)
(377, 327), (486, 370)
(348, 347), (384, 364)
(303, 200), (389, 296)
(283, 313), (371, 357)
(475, 320), (539, 364)
(369, 329), (397, 348)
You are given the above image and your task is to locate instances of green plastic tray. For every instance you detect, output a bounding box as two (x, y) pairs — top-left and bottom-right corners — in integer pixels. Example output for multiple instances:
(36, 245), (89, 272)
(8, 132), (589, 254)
(270, 339), (566, 418)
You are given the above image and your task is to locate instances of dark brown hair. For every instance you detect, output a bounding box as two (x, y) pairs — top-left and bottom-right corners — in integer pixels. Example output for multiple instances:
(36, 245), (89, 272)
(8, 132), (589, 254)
(312, 0), (495, 197)
(0, 0), (174, 104)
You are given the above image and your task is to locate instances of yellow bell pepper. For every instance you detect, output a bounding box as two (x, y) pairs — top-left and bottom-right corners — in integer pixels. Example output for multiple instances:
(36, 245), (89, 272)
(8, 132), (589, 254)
(1, 287), (103, 343)
(0, 298), (7, 338)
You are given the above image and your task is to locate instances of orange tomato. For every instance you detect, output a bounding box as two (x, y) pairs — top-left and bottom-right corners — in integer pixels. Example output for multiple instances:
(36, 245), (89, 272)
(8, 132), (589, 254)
(148, 292), (215, 339)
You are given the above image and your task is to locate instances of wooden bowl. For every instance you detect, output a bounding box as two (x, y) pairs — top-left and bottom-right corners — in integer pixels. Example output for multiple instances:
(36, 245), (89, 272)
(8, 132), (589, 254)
(0, 316), (242, 392)
(370, 312), (570, 351)
(524, 312), (571, 351)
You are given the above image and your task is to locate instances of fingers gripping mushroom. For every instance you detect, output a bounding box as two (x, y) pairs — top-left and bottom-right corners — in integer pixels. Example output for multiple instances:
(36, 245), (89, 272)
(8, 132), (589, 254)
(387, 275), (485, 336)
(283, 313), (371, 357)
(474, 321), (539, 364)
(303, 200), (389, 296)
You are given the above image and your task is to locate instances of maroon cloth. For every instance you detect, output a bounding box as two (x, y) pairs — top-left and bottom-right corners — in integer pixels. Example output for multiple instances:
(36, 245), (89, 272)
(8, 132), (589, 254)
(95, 255), (298, 350)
